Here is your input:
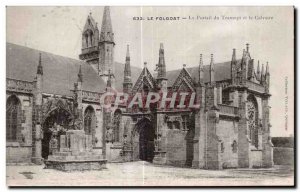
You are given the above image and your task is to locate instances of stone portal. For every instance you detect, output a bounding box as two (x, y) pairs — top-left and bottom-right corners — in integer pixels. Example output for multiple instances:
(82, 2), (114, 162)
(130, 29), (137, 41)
(132, 118), (155, 162)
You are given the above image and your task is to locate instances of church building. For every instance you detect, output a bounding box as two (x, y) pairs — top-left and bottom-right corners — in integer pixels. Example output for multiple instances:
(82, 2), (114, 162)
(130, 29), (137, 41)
(6, 6), (273, 169)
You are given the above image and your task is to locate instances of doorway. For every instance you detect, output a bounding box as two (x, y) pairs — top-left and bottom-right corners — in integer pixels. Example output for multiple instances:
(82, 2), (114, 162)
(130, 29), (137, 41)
(133, 118), (155, 162)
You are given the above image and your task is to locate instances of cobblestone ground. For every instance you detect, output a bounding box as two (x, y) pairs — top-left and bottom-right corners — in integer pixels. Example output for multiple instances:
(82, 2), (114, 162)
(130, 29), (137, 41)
(6, 161), (294, 186)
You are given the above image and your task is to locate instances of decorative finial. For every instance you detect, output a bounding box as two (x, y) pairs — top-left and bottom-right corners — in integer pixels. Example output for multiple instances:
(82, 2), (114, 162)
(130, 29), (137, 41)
(126, 45), (130, 58)
(246, 43), (249, 52)
(183, 64), (186, 68)
(199, 54), (203, 65)
(144, 62), (147, 68)
(160, 43), (164, 49)
(78, 65), (83, 82)
(37, 52), (43, 75)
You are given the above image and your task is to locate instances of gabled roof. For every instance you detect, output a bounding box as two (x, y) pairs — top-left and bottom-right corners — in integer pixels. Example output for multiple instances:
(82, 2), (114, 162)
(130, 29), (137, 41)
(6, 42), (143, 96)
(83, 14), (97, 33)
(7, 42), (239, 97)
(6, 43), (107, 96)
(166, 60), (241, 87)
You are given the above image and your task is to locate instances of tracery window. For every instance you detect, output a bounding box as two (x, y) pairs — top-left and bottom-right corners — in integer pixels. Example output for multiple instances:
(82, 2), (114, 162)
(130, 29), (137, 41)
(167, 121), (173, 129)
(6, 95), (21, 142)
(113, 109), (122, 142)
(85, 33), (89, 47)
(247, 96), (259, 148)
(174, 121), (180, 129)
(84, 106), (94, 135)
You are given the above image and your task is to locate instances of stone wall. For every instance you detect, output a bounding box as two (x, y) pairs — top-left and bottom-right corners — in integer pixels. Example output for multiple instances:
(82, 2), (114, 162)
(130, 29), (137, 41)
(165, 129), (188, 166)
(249, 149), (262, 168)
(273, 147), (294, 165)
(7, 146), (32, 164)
(216, 119), (238, 168)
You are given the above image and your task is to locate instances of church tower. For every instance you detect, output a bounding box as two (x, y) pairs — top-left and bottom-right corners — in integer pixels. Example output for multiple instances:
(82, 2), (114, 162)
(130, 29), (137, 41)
(99, 6), (115, 84)
(79, 12), (100, 68)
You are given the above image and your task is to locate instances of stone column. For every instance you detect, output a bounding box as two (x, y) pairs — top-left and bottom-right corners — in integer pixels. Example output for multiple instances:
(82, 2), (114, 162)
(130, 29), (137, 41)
(237, 90), (251, 168)
(192, 86), (206, 168)
(262, 96), (273, 167)
(153, 113), (167, 165)
(32, 56), (43, 164)
(205, 110), (221, 169)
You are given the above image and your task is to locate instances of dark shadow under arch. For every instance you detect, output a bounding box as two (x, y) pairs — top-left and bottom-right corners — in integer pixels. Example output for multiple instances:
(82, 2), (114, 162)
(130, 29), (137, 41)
(42, 107), (72, 159)
(134, 117), (155, 162)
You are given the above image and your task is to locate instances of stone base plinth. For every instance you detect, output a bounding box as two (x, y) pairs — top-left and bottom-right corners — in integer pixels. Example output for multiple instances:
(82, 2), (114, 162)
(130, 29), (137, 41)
(44, 159), (107, 172)
(121, 150), (133, 162)
(192, 160), (205, 169)
(44, 130), (107, 171)
(153, 151), (167, 165)
(31, 157), (43, 165)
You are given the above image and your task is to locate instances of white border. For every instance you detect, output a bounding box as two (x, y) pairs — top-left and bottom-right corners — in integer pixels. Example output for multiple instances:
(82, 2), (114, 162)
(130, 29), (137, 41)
(1, 0), (298, 191)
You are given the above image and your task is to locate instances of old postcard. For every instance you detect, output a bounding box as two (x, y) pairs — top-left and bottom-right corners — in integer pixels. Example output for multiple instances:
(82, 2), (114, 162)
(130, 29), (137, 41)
(6, 6), (294, 186)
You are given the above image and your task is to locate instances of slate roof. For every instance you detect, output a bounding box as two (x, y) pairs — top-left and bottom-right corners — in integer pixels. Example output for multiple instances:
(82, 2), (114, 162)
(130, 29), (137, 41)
(7, 42), (235, 96)
(166, 60), (240, 86)
(6, 43), (106, 96)
(6, 43), (143, 96)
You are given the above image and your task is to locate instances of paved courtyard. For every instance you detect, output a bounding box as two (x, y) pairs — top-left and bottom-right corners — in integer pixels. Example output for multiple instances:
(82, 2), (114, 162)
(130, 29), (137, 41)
(7, 161), (294, 186)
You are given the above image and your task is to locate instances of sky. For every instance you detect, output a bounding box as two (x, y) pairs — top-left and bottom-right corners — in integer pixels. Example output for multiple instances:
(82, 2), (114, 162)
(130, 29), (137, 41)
(6, 6), (294, 137)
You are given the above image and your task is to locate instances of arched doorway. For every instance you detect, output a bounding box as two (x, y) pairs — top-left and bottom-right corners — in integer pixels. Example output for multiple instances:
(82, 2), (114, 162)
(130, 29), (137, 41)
(133, 118), (155, 162)
(42, 107), (72, 159)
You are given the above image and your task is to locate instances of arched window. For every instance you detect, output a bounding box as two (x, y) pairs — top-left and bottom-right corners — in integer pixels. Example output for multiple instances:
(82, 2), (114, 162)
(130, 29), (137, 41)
(85, 33), (89, 48)
(84, 106), (95, 145)
(247, 95), (259, 148)
(89, 31), (93, 46)
(113, 109), (122, 142)
(6, 95), (21, 142)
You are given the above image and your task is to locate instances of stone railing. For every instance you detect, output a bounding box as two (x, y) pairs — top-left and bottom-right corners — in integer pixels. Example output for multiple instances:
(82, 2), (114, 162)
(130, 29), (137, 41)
(82, 90), (102, 103)
(6, 78), (34, 94)
(218, 104), (238, 115)
(246, 81), (265, 93)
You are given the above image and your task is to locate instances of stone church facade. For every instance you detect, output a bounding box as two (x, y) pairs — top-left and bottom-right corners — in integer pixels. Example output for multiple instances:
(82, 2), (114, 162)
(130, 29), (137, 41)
(6, 6), (273, 169)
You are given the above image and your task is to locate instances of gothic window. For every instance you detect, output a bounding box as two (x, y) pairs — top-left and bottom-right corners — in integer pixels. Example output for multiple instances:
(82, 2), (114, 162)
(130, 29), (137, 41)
(113, 109), (122, 142)
(232, 140), (237, 153)
(85, 33), (89, 48)
(84, 106), (94, 135)
(6, 95), (21, 142)
(84, 106), (95, 145)
(247, 96), (259, 148)
(167, 121), (173, 129)
(89, 31), (93, 46)
(174, 121), (180, 129)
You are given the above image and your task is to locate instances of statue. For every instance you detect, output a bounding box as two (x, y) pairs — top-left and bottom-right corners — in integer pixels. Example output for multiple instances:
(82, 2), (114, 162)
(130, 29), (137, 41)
(49, 134), (58, 155)
(105, 123), (114, 143)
